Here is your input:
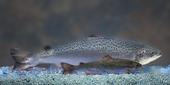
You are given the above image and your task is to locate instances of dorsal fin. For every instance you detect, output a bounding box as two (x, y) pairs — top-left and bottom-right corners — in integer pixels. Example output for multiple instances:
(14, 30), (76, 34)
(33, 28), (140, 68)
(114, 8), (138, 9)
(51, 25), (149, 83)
(88, 34), (103, 40)
(43, 45), (51, 51)
(88, 34), (104, 40)
(88, 34), (98, 37)
(61, 62), (74, 74)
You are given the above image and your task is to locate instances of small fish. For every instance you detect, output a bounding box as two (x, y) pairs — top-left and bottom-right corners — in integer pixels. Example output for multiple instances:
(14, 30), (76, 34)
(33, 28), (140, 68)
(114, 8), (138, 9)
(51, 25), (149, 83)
(61, 55), (142, 74)
(10, 36), (162, 70)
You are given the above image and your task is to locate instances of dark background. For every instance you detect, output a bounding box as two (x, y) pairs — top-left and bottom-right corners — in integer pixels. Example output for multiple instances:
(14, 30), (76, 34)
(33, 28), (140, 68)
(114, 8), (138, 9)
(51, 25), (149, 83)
(0, 0), (169, 66)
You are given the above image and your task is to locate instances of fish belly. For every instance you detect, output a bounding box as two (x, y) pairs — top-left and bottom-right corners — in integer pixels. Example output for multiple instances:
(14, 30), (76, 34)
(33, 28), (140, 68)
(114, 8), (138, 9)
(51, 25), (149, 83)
(38, 51), (134, 66)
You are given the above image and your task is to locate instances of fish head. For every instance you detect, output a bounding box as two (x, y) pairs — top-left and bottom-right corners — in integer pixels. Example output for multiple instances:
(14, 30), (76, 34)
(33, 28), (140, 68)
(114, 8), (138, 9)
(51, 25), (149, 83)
(134, 45), (162, 65)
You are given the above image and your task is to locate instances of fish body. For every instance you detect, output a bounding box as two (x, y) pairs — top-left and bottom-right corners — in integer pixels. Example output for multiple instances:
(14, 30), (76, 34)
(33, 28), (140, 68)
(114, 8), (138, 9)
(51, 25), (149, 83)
(10, 36), (162, 70)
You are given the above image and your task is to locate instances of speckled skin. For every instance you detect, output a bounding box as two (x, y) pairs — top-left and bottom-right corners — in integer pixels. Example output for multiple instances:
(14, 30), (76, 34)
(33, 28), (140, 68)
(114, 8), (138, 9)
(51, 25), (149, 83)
(26, 36), (161, 67)
(37, 37), (143, 57)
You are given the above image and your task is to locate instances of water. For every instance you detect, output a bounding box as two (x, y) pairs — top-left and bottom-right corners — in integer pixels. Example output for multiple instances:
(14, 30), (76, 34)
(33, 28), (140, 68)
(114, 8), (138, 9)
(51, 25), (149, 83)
(0, 65), (169, 76)
(0, 65), (169, 85)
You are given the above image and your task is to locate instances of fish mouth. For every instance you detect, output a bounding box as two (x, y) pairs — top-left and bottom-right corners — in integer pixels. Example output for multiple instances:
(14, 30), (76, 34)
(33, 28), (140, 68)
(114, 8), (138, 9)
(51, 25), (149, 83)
(139, 54), (162, 65)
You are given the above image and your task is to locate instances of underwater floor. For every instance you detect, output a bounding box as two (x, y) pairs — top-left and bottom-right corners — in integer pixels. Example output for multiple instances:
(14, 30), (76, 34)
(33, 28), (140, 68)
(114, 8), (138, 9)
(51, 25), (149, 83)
(0, 65), (170, 85)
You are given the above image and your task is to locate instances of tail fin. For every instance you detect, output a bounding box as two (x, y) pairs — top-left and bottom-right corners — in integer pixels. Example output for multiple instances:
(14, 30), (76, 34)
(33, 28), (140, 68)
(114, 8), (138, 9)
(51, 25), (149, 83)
(10, 48), (33, 70)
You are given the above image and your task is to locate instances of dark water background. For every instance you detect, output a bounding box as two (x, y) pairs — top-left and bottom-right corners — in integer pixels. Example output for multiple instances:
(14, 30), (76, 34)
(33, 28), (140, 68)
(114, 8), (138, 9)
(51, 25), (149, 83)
(0, 0), (169, 66)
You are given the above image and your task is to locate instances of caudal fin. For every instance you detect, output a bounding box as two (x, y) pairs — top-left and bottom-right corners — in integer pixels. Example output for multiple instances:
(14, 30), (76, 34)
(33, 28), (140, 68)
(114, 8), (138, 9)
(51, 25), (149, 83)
(10, 48), (33, 70)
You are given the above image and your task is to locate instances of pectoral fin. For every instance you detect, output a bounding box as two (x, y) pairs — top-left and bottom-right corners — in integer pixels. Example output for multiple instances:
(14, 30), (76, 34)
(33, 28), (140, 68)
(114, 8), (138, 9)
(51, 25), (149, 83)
(61, 62), (74, 74)
(101, 55), (113, 62)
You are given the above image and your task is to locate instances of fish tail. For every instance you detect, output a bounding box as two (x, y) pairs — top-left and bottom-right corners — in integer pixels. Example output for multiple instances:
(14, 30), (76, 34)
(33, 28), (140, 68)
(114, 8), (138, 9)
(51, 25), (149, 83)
(10, 48), (35, 70)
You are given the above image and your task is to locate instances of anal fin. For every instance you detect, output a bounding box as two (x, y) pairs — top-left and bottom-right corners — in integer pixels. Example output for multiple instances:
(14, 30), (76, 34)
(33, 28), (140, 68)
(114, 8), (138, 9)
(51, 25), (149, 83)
(61, 62), (74, 74)
(101, 55), (113, 62)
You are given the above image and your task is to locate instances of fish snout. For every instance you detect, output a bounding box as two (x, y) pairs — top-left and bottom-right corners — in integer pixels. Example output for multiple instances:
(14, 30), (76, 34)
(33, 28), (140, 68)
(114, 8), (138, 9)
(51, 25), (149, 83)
(152, 49), (162, 56)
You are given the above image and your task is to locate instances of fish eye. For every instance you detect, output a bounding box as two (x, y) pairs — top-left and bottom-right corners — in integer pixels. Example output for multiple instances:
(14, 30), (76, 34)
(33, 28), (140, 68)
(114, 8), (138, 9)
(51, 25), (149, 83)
(151, 52), (155, 55)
